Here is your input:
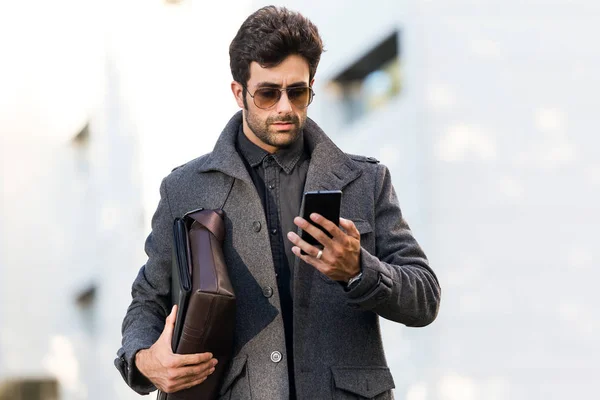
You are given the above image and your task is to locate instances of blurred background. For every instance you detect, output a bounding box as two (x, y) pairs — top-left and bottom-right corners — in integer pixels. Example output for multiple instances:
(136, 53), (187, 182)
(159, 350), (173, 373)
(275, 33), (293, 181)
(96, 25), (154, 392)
(1, 0), (598, 399)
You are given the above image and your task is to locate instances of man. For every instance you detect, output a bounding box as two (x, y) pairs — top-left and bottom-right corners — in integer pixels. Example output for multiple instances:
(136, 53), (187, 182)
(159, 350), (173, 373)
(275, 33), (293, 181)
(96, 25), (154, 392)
(116, 6), (441, 399)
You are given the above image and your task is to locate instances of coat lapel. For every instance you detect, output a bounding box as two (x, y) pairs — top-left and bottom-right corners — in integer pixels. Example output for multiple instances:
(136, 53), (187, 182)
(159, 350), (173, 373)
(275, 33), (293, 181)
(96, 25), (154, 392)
(302, 117), (363, 192)
(293, 118), (363, 308)
(196, 112), (253, 185)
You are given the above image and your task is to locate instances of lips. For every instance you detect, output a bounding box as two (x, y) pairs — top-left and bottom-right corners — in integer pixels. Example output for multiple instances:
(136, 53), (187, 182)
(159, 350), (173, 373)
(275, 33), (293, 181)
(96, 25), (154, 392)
(272, 122), (294, 130)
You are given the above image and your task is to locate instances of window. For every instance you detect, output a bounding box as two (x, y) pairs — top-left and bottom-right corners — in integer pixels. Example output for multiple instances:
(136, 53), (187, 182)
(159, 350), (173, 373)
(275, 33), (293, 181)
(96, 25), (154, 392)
(326, 31), (402, 124)
(0, 378), (58, 400)
(75, 283), (98, 335)
(71, 122), (91, 178)
(72, 123), (90, 147)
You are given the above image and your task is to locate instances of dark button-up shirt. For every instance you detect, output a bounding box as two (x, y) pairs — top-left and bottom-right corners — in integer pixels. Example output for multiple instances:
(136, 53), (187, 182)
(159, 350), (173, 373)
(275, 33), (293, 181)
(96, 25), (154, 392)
(236, 126), (310, 399)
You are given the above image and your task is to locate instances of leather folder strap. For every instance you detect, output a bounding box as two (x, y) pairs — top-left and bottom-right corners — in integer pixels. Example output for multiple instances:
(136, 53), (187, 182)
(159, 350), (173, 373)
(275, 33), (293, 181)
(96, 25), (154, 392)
(187, 210), (225, 242)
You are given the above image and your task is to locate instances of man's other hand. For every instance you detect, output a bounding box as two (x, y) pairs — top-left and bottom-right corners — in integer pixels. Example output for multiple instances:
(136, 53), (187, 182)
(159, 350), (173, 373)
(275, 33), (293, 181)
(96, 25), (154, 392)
(135, 305), (218, 393)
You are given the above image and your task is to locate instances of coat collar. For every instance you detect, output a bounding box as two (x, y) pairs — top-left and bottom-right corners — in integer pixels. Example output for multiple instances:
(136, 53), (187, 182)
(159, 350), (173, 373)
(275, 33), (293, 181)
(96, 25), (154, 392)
(198, 111), (363, 191)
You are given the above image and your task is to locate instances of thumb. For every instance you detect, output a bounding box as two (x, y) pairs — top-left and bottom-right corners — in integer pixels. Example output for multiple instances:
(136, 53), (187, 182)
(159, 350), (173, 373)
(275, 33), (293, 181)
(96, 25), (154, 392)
(161, 305), (177, 346)
(339, 218), (360, 240)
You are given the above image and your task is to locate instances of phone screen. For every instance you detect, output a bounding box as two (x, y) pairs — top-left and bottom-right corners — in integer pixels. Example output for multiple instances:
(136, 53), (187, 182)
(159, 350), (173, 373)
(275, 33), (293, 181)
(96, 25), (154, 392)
(300, 190), (342, 250)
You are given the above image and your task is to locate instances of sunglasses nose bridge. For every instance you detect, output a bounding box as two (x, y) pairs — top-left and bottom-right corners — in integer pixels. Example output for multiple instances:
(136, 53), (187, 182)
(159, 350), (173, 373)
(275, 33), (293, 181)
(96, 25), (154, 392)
(275, 89), (293, 111)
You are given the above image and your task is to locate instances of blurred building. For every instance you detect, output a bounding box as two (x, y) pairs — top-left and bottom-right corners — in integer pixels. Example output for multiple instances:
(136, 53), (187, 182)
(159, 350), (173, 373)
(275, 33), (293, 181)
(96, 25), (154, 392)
(0, 1), (248, 399)
(252, 1), (599, 399)
(0, 53), (146, 400)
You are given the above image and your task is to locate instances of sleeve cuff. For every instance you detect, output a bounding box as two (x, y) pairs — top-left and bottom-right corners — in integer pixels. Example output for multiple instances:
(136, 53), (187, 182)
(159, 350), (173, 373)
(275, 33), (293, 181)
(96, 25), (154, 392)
(345, 248), (394, 309)
(115, 345), (156, 395)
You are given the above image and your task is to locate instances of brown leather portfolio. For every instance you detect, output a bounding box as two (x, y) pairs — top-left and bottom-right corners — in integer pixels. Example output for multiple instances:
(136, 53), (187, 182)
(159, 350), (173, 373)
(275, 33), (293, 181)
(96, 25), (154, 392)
(158, 208), (236, 400)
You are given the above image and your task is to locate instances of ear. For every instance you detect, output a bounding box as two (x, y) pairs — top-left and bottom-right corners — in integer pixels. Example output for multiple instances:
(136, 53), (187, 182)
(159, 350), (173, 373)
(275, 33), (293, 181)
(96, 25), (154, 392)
(231, 81), (245, 109)
(310, 78), (315, 87)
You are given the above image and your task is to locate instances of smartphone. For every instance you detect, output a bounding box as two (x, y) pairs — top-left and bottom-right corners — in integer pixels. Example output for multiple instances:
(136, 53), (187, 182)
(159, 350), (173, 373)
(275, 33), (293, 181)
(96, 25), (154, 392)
(300, 190), (342, 254)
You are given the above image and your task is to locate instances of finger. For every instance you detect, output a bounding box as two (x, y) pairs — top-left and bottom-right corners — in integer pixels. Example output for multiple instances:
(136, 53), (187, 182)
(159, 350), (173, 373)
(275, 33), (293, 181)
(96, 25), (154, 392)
(162, 305), (177, 346)
(309, 213), (346, 241)
(291, 246), (327, 272)
(293, 216), (334, 247)
(287, 231), (324, 260)
(339, 217), (360, 240)
(174, 359), (217, 380)
(178, 374), (211, 392)
(173, 352), (214, 368)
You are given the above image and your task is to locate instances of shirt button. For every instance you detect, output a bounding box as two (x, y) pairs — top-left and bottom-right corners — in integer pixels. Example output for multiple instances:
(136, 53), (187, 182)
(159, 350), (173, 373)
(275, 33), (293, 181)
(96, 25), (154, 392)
(271, 228), (277, 235)
(253, 221), (261, 232)
(262, 286), (273, 298)
(270, 351), (282, 363)
(268, 184), (275, 190)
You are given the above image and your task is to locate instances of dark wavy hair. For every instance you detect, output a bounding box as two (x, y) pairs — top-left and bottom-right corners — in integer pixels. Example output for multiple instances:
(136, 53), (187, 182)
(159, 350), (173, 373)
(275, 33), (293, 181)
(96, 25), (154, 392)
(229, 6), (324, 89)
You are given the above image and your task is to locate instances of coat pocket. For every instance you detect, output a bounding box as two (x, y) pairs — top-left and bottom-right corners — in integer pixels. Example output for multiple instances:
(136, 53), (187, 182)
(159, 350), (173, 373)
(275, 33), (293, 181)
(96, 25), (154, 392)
(218, 354), (252, 400)
(331, 366), (395, 399)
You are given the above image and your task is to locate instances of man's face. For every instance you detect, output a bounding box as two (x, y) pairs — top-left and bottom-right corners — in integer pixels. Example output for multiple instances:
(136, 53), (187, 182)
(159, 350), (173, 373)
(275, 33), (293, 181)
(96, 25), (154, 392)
(232, 54), (313, 153)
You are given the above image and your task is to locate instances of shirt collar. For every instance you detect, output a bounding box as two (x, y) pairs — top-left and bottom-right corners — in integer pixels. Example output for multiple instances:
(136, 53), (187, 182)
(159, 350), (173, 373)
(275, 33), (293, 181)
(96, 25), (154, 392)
(236, 125), (306, 174)
(237, 125), (269, 167)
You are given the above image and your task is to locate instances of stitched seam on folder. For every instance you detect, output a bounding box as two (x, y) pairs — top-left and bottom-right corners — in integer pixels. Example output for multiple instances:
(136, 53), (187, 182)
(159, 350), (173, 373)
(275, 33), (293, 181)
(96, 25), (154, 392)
(198, 296), (216, 350)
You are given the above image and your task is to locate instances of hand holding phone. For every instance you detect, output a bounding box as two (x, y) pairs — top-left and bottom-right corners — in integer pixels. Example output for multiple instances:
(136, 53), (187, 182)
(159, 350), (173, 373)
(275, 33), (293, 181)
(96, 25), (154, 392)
(290, 190), (362, 282)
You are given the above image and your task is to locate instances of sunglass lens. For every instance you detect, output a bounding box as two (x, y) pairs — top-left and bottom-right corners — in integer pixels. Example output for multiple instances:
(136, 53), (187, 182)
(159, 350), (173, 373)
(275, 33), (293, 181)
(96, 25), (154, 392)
(255, 88), (280, 108)
(287, 87), (311, 108)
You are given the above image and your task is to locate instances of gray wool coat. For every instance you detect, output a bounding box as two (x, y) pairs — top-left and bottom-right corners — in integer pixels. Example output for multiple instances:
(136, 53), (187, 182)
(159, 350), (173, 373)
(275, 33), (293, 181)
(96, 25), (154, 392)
(115, 111), (441, 399)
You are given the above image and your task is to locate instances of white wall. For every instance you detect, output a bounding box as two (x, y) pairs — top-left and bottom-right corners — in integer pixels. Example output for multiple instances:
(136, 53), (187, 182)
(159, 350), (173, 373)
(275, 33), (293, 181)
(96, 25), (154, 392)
(419, 3), (600, 399)
(0, 1), (138, 399)
(0, 47), (146, 400)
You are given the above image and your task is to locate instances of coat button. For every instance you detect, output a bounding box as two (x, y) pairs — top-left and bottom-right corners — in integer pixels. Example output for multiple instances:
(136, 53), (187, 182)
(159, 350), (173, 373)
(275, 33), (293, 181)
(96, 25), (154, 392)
(262, 286), (273, 298)
(253, 221), (261, 232)
(270, 351), (282, 363)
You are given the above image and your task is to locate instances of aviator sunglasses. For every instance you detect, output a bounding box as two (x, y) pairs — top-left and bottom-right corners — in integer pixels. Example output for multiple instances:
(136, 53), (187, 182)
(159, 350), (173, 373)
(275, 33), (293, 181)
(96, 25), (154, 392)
(244, 85), (315, 109)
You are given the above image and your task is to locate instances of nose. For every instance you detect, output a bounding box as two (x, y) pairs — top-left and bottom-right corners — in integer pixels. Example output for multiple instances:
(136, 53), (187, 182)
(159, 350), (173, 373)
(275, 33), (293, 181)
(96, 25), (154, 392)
(275, 90), (293, 113)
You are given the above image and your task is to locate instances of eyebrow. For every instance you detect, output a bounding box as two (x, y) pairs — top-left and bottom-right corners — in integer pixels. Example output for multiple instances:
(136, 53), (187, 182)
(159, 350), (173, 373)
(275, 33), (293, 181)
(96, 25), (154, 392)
(255, 81), (308, 88)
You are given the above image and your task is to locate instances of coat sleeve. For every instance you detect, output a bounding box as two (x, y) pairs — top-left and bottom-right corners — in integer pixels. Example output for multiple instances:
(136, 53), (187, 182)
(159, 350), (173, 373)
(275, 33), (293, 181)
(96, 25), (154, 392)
(114, 177), (174, 394)
(345, 164), (441, 327)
